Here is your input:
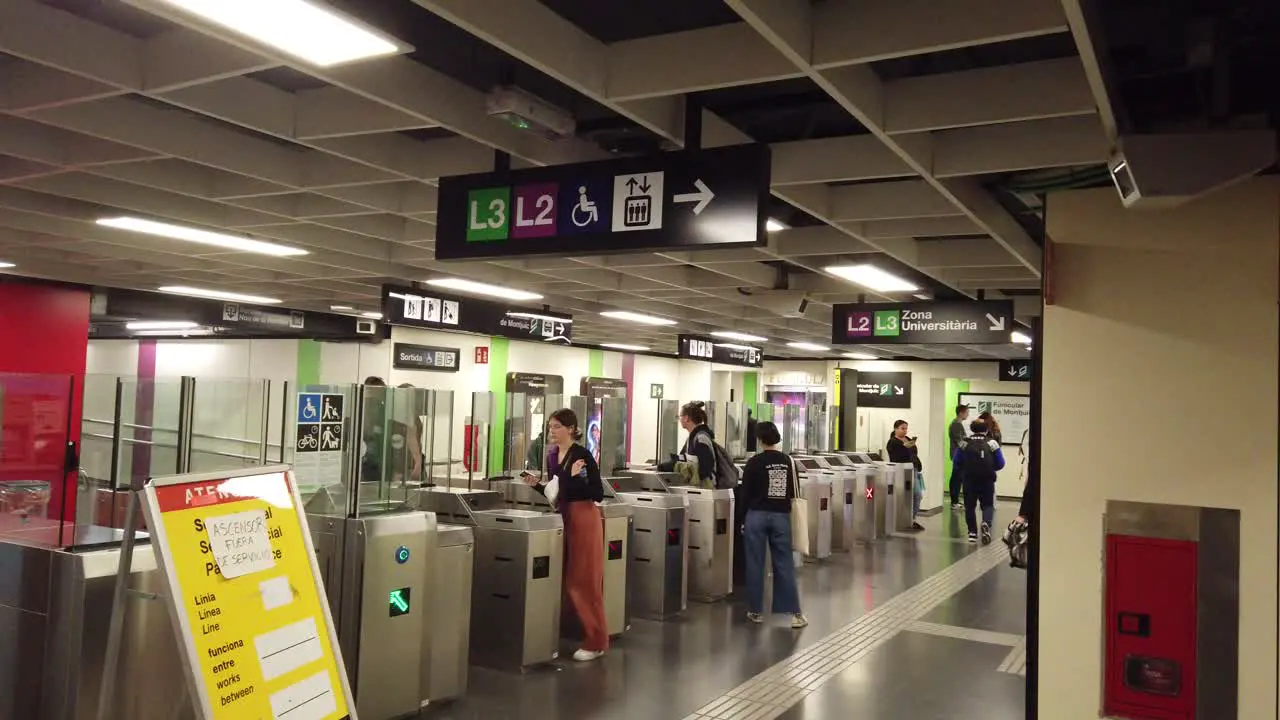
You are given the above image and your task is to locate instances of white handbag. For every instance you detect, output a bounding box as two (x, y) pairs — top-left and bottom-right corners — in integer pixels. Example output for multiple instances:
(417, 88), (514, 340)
(544, 477), (561, 509)
(789, 458), (808, 552)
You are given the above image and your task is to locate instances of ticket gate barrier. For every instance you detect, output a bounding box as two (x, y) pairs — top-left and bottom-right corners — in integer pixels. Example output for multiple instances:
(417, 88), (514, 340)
(308, 511), (436, 720)
(797, 476), (832, 561)
(426, 524), (473, 704)
(855, 466), (885, 542)
(614, 469), (680, 493)
(618, 491), (689, 619)
(881, 463), (917, 533)
(669, 487), (734, 601)
(601, 502), (633, 636)
(829, 473), (855, 552)
(469, 509), (564, 670)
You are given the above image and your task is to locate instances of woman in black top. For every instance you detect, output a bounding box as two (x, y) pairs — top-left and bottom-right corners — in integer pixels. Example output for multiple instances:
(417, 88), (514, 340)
(739, 421), (807, 628)
(885, 420), (926, 531)
(522, 408), (608, 661)
(679, 401), (717, 487)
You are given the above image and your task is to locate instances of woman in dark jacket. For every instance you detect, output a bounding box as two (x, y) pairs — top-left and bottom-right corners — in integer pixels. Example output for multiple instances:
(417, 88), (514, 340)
(522, 408), (608, 661)
(678, 401), (717, 487)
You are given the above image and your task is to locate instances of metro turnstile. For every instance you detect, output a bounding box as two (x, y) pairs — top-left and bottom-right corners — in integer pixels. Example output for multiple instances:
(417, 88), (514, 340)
(309, 511), (436, 720)
(669, 486), (734, 602)
(828, 472), (855, 551)
(797, 475), (832, 560)
(615, 469), (680, 493)
(425, 523), (473, 704)
(853, 465), (883, 542)
(468, 509), (564, 670)
(600, 502), (633, 636)
(616, 491), (689, 619)
(881, 462), (917, 533)
(412, 489), (564, 671)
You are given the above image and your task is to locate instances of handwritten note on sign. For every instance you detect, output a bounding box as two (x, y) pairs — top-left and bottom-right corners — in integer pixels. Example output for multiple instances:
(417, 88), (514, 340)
(205, 509), (276, 579)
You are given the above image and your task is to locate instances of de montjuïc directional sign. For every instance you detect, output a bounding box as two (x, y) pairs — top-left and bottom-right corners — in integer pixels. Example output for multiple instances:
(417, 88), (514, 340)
(831, 300), (1016, 345)
(999, 359), (1033, 381)
(434, 144), (771, 260)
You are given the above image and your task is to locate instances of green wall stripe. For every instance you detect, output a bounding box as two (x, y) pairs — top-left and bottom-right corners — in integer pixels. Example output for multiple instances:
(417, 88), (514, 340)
(588, 348), (604, 377)
(942, 378), (971, 484)
(742, 371), (758, 408)
(296, 339), (321, 386)
(488, 337), (511, 473)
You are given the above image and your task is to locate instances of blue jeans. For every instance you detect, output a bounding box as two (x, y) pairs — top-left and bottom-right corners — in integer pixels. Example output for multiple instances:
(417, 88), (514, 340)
(743, 510), (802, 615)
(913, 471), (924, 518)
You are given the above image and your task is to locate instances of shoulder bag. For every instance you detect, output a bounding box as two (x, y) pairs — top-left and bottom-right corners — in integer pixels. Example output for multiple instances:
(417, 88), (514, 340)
(789, 457), (809, 553)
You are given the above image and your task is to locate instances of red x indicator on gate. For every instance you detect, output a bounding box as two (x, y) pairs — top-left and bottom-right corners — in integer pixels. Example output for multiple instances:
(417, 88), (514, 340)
(865, 487), (874, 500)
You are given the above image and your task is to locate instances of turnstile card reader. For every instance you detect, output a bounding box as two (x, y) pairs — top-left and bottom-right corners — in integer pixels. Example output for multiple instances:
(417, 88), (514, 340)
(617, 491), (689, 619)
(426, 523), (473, 704)
(469, 509), (564, 671)
(669, 486), (734, 602)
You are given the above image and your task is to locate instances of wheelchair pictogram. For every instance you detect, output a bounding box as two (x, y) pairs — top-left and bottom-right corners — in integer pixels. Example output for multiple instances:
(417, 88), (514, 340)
(571, 186), (599, 227)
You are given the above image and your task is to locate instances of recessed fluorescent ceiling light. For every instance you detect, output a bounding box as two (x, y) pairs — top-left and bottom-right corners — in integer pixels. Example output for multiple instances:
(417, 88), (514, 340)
(716, 343), (754, 351)
(0, 261), (14, 268)
(844, 352), (880, 360)
(787, 342), (829, 352)
(330, 305), (354, 311)
(711, 331), (767, 342)
(506, 312), (573, 324)
(149, 0), (400, 67)
(159, 286), (282, 304)
(132, 329), (212, 337)
(1011, 331), (1033, 345)
(600, 311), (677, 326)
(601, 343), (649, 352)
(126, 320), (199, 331)
(97, 217), (307, 257)
(825, 264), (919, 293)
(766, 219), (787, 232)
(426, 278), (542, 301)
(361, 311), (382, 319)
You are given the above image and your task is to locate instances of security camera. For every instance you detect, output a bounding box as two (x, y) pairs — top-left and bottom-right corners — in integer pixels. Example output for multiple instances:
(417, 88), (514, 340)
(355, 319), (376, 335)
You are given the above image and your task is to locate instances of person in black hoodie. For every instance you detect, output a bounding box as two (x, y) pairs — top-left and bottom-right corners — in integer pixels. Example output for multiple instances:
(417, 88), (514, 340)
(740, 421), (807, 629)
(679, 401), (718, 488)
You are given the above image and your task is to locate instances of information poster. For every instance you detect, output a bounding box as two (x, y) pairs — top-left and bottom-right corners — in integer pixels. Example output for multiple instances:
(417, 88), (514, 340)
(959, 392), (1030, 445)
(294, 392), (345, 492)
(142, 467), (353, 720)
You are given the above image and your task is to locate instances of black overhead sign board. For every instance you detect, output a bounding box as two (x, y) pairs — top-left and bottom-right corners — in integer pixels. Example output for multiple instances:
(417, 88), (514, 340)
(392, 343), (460, 372)
(434, 144), (771, 260)
(854, 371), (912, 409)
(507, 373), (565, 395)
(999, 359), (1033, 382)
(98, 288), (373, 339)
(678, 334), (764, 368)
(831, 300), (1016, 345)
(382, 284), (572, 345)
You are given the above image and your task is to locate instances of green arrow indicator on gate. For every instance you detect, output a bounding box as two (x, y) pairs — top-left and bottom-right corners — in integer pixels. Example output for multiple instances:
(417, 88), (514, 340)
(389, 588), (410, 616)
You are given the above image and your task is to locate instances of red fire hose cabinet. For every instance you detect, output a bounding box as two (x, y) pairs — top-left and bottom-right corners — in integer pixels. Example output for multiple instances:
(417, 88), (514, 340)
(1103, 501), (1239, 719)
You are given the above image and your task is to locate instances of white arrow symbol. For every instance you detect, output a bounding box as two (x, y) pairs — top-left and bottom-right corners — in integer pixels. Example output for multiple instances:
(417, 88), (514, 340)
(986, 313), (1006, 331)
(894, 386), (904, 395)
(674, 179), (715, 215)
(1008, 366), (1018, 377)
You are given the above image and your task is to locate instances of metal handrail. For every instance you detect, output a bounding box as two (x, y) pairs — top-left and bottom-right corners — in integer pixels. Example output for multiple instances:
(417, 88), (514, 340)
(83, 417), (284, 449)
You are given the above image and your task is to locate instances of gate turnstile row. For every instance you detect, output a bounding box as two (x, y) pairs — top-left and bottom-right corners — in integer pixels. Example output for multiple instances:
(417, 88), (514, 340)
(792, 459), (918, 547)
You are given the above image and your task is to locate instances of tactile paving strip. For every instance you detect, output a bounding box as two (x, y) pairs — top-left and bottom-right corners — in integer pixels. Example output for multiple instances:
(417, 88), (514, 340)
(997, 637), (1029, 677)
(683, 543), (1008, 720)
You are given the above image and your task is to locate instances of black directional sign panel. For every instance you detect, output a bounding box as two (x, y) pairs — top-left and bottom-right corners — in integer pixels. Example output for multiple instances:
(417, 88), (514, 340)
(392, 343), (460, 372)
(434, 145), (771, 260)
(831, 301), (1016, 345)
(855, 371), (912, 409)
(999, 359), (1033, 382)
(382, 284), (572, 345)
(678, 334), (764, 368)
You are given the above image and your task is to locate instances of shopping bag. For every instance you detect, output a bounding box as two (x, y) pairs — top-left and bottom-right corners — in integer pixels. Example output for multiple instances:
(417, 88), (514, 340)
(544, 477), (560, 510)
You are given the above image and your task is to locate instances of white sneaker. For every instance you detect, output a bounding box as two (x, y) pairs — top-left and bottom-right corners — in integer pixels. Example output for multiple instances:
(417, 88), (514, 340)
(573, 648), (604, 662)
(746, 612), (764, 624)
(791, 614), (808, 629)
(952, 503), (964, 510)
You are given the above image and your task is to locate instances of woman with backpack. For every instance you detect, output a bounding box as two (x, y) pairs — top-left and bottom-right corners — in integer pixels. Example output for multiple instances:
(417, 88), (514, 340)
(951, 419), (1006, 545)
(679, 401), (718, 488)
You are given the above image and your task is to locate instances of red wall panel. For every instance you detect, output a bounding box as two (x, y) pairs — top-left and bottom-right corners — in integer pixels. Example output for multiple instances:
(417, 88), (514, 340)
(0, 281), (91, 521)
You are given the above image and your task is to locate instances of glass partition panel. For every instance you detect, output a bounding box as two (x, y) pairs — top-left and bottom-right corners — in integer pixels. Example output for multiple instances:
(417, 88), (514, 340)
(780, 403), (803, 454)
(806, 403), (830, 452)
(460, 391), (494, 489)
(290, 383), (357, 516)
(600, 395), (628, 474)
(0, 372), (73, 546)
(754, 402), (775, 423)
(353, 385), (425, 514)
(504, 391), (530, 473)
(189, 378), (271, 474)
(723, 401), (743, 458)
(423, 389), (455, 486)
(656, 399), (679, 464)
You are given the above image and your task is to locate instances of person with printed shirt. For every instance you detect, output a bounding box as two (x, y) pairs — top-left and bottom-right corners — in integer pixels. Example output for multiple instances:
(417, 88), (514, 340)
(521, 408), (608, 662)
(679, 401), (718, 488)
(951, 419), (1006, 545)
(739, 421), (807, 629)
(885, 420), (926, 531)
